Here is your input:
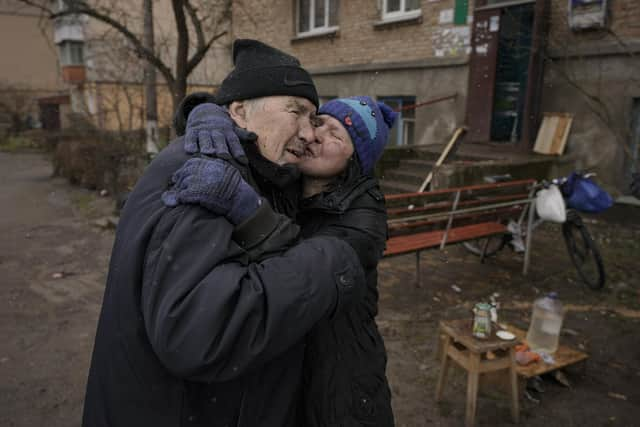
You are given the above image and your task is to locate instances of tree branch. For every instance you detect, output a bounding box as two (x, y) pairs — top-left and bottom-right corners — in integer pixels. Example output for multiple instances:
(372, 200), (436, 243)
(183, 0), (205, 50)
(185, 30), (227, 76)
(17, 0), (176, 88)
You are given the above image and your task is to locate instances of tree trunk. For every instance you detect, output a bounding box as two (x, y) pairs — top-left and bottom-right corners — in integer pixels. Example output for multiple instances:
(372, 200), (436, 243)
(143, 0), (159, 154)
(172, 0), (189, 119)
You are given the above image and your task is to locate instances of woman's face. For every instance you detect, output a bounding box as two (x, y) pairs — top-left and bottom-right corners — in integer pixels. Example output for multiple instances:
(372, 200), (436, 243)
(298, 115), (354, 178)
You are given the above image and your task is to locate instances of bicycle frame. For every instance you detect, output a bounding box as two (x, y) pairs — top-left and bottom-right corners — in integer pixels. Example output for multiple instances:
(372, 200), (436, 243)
(517, 180), (582, 274)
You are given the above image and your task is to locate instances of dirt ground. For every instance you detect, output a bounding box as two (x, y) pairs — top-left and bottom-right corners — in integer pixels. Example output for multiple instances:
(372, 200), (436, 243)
(1, 152), (639, 427)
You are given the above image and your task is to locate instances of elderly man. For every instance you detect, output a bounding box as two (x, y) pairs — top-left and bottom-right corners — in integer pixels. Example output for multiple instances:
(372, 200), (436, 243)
(82, 39), (368, 427)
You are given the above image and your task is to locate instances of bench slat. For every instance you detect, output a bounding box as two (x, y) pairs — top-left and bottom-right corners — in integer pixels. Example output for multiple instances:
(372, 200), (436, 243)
(384, 179), (535, 202)
(388, 205), (522, 233)
(384, 222), (507, 257)
(387, 193), (530, 217)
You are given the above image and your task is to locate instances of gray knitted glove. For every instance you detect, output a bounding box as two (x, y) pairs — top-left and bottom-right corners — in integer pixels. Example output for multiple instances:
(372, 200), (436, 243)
(162, 158), (261, 225)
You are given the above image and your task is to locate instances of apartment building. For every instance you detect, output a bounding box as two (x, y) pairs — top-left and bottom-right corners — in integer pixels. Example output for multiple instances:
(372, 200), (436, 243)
(0, 0), (69, 131)
(2, 0), (230, 134)
(232, 0), (640, 192)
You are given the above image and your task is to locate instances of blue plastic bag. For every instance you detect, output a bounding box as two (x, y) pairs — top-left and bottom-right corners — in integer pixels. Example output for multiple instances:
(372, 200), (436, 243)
(560, 172), (613, 213)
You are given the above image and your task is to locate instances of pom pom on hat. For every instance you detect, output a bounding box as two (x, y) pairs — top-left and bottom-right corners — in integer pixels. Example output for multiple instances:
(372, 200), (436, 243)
(319, 96), (397, 174)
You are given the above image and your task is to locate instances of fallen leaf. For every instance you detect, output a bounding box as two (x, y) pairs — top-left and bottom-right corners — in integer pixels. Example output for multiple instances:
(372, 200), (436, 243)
(608, 392), (627, 401)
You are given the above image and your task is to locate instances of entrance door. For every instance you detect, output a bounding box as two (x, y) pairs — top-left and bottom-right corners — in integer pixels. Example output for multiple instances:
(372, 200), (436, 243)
(39, 103), (60, 130)
(490, 3), (534, 142)
(465, 0), (549, 146)
(465, 7), (501, 143)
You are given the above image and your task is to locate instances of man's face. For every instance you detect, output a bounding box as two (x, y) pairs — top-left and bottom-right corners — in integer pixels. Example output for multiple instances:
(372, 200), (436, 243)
(241, 96), (316, 166)
(298, 115), (354, 178)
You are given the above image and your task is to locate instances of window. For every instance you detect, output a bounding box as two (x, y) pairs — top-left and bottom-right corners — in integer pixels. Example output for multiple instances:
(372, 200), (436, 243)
(378, 97), (416, 146)
(382, 0), (421, 21)
(297, 0), (339, 36)
(58, 40), (84, 66)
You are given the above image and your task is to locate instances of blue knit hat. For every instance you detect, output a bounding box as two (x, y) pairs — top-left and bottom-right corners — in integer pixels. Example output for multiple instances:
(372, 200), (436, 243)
(319, 96), (398, 175)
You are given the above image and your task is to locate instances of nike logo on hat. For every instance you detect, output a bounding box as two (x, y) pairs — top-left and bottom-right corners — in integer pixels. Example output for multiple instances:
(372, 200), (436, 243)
(284, 73), (313, 87)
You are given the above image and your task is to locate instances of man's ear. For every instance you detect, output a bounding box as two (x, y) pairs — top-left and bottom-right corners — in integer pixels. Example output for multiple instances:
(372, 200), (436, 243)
(228, 101), (248, 128)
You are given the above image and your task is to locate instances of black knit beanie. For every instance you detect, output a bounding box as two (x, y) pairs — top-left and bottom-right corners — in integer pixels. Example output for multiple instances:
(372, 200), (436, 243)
(214, 39), (318, 108)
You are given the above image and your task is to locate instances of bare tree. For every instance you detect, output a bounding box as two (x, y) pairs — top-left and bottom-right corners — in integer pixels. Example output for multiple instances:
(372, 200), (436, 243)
(19, 0), (231, 113)
(143, 0), (159, 153)
(0, 82), (39, 136)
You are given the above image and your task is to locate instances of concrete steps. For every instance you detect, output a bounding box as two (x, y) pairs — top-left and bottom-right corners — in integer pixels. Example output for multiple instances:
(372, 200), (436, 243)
(377, 144), (564, 195)
(380, 157), (435, 193)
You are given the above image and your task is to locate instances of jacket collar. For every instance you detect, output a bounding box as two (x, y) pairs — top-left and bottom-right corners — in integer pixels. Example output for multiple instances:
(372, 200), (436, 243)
(240, 140), (301, 218)
(241, 140), (301, 190)
(300, 175), (379, 214)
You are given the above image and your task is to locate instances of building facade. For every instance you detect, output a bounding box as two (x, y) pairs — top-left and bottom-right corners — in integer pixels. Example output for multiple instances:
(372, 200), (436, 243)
(2, 0), (231, 136)
(232, 0), (640, 193)
(0, 0), (69, 132)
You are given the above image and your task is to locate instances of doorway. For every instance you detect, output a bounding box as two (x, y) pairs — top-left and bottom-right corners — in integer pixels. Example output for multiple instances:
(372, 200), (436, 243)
(465, 0), (547, 147)
(490, 3), (534, 142)
(39, 103), (60, 130)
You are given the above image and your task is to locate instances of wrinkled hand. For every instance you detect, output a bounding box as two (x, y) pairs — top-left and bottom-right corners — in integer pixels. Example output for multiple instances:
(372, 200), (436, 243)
(185, 103), (253, 164)
(162, 158), (261, 225)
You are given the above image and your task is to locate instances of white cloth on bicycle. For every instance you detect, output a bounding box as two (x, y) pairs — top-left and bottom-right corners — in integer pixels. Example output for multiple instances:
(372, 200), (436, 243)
(536, 184), (566, 223)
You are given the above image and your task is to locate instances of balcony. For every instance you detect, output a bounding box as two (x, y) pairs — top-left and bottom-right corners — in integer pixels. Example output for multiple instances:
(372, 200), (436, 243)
(61, 65), (86, 84)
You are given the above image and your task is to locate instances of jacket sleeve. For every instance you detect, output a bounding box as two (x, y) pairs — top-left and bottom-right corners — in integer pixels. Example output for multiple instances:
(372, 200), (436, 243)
(141, 205), (364, 383)
(232, 199), (301, 261)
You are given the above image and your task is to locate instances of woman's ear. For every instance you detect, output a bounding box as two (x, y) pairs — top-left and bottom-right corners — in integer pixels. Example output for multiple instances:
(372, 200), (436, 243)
(228, 101), (248, 128)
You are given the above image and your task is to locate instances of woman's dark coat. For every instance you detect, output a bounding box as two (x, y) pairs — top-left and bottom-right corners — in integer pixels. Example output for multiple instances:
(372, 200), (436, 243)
(298, 174), (394, 427)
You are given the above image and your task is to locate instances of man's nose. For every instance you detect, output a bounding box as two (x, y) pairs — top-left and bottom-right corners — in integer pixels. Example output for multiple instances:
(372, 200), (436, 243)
(298, 119), (315, 143)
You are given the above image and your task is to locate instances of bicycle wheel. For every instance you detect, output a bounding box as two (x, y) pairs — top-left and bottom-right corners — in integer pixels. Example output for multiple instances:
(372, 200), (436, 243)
(462, 235), (507, 258)
(562, 214), (605, 289)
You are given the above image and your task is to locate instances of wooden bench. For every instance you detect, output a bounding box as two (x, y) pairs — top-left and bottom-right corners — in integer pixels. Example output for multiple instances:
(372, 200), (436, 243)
(383, 179), (536, 286)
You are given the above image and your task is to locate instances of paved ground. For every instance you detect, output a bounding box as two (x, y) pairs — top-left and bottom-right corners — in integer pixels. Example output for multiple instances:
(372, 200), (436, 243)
(1, 152), (639, 427)
(0, 152), (113, 427)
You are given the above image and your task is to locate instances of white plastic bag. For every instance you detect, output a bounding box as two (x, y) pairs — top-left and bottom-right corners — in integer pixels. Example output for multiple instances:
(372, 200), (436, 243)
(536, 184), (566, 223)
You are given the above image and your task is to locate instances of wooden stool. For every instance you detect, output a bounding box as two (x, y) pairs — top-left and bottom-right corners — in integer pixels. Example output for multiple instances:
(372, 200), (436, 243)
(436, 319), (520, 427)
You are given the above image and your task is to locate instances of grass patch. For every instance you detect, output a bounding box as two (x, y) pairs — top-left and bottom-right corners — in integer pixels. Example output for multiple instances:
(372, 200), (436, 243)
(0, 135), (36, 152)
(71, 192), (96, 216)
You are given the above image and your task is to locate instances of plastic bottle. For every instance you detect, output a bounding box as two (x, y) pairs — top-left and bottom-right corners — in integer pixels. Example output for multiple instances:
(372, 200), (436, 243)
(525, 292), (565, 354)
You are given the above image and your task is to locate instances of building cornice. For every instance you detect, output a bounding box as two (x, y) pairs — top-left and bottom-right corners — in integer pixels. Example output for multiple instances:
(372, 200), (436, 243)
(547, 40), (640, 59)
(308, 56), (469, 76)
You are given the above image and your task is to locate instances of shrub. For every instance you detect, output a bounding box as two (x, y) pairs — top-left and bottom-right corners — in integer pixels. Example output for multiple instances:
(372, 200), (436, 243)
(52, 129), (147, 195)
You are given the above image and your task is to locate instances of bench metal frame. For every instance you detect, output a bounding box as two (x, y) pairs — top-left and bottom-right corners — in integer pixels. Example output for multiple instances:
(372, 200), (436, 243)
(384, 180), (537, 287)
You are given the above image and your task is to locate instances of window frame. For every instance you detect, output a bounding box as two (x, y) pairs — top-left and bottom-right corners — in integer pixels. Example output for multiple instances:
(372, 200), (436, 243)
(378, 96), (416, 146)
(381, 0), (421, 22)
(59, 40), (85, 66)
(296, 0), (339, 37)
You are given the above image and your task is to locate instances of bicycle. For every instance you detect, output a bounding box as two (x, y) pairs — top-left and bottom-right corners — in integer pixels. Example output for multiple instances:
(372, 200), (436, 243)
(463, 173), (607, 290)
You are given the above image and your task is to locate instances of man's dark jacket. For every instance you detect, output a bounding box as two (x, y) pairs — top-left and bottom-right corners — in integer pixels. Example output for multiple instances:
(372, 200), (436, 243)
(81, 140), (366, 427)
(297, 175), (394, 427)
